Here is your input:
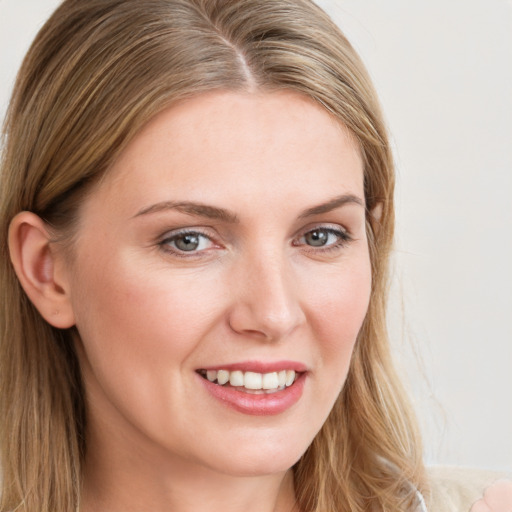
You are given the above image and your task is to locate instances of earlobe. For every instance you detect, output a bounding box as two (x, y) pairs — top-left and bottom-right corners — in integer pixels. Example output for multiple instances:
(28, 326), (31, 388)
(8, 211), (76, 329)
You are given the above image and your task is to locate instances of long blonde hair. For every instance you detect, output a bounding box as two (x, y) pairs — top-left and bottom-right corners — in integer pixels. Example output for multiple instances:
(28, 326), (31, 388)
(0, 0), (426, 510)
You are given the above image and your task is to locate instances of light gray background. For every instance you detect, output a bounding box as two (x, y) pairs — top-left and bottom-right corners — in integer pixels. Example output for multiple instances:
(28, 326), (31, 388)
(1, 0), (511, 472)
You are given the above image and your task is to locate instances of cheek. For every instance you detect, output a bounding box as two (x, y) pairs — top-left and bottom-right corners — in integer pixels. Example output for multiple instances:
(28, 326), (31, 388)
(70, 250), (224, 378)
(308, 258), (371, 342)
(69, 250), (232, 440)
(302, 255), (372, 387)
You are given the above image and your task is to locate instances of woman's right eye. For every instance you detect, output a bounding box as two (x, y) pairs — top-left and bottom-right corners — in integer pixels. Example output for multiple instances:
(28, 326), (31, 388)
(159, 230), (215, 256)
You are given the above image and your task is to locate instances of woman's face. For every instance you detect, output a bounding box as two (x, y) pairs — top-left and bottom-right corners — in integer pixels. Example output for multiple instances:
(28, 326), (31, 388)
(66, 91), (371, 477)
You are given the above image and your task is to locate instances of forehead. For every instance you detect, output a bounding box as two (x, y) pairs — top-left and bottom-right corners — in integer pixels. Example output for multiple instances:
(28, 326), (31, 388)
(90, 90), (364, 215)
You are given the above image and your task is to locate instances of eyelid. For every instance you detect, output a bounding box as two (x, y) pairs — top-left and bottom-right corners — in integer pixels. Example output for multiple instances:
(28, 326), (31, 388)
(292, 223), (353, 251)
(157, 227), (221, 257)
(294, 223), (352, 240)
(158, 226), (213, 241)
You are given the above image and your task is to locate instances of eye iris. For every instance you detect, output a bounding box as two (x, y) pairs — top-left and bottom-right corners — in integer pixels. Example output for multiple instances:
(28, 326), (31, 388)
(175, 234), (200, 251)
(305, 230), (328, 247)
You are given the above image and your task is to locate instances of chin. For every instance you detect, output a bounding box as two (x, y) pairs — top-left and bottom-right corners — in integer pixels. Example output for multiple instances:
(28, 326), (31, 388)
(215, 458), (299, 478)
(200, 437), (309, 478)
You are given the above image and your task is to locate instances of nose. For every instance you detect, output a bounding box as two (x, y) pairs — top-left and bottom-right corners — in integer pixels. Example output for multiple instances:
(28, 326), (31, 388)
(227, 250), (306, 342)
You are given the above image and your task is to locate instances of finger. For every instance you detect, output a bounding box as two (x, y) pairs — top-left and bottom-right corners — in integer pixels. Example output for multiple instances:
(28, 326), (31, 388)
(483, 479), (512, 509)
(469, 498), (492, 512)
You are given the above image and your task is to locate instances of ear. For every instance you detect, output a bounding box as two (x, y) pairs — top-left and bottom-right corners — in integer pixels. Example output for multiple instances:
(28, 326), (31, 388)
(369, 202), (383, 233)
(8, 211), (76, 329)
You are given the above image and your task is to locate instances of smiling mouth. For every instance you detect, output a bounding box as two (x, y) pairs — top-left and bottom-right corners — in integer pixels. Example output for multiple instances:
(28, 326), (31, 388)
(197, 369), (300, 394)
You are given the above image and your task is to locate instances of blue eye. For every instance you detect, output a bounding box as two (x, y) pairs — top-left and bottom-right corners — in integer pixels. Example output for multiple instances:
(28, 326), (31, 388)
(161, 231), (214, 253)
(297, 227), (351, 249)
(304, 229), (330, 247)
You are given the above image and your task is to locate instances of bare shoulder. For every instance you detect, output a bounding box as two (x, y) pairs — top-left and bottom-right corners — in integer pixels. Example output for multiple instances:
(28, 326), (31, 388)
(427, 466), (512, 512)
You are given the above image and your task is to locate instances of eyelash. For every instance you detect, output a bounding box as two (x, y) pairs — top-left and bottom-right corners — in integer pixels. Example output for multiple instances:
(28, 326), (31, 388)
(158, 228), (216, 258)
(293, 227), (353, 254)
(158, 225), (353, 259)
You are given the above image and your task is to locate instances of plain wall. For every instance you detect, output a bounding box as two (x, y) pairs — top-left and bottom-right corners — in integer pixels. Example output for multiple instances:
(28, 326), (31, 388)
(1, 0), (511, 472)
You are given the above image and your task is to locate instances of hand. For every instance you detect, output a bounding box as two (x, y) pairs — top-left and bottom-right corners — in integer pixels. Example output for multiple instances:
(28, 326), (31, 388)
(470, 479), (512, 512)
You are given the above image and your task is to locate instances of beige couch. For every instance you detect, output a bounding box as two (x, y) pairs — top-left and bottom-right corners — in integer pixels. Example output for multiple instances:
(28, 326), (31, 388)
(427, 466), (512, 511)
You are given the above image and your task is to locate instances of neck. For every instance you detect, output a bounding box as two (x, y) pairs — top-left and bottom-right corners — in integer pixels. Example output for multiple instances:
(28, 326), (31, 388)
(81, 421), (299, 512)
(82, 459), (297, 512)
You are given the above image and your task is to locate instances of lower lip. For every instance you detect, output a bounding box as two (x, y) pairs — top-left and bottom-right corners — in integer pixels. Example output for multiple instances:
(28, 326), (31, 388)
(198, 373), (306, 416)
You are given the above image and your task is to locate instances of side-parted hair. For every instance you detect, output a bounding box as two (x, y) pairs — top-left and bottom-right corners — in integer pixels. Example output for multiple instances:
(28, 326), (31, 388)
(0, 1), (427, 510)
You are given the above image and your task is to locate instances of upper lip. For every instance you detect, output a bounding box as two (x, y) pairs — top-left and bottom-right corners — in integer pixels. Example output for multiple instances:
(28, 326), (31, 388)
(198, 360), (308, 373)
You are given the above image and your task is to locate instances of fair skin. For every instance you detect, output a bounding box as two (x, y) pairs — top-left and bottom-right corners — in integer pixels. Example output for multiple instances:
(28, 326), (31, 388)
(9, 91), (372, 512)
(470, 480), (512, 512)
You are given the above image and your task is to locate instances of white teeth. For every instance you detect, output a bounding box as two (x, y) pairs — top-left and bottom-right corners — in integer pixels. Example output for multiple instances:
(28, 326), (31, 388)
(285, 370), (296, 386)
(244, 371), (262, 390)
(262, 372), (279, 390)
(217, 369), (229, 385)
(202, 368), (299, 391)
(229, 370), (244, 387)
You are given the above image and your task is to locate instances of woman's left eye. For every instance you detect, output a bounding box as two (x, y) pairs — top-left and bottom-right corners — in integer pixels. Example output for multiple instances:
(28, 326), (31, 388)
(159, 231), (215, 255)
(294, 227), (351, 250)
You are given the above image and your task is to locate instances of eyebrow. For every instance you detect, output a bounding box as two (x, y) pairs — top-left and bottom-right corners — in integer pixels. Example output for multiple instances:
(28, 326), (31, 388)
(134, 201), (240, 223)
(297, 194), (364, 218)
(133, 194), (364, 222)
